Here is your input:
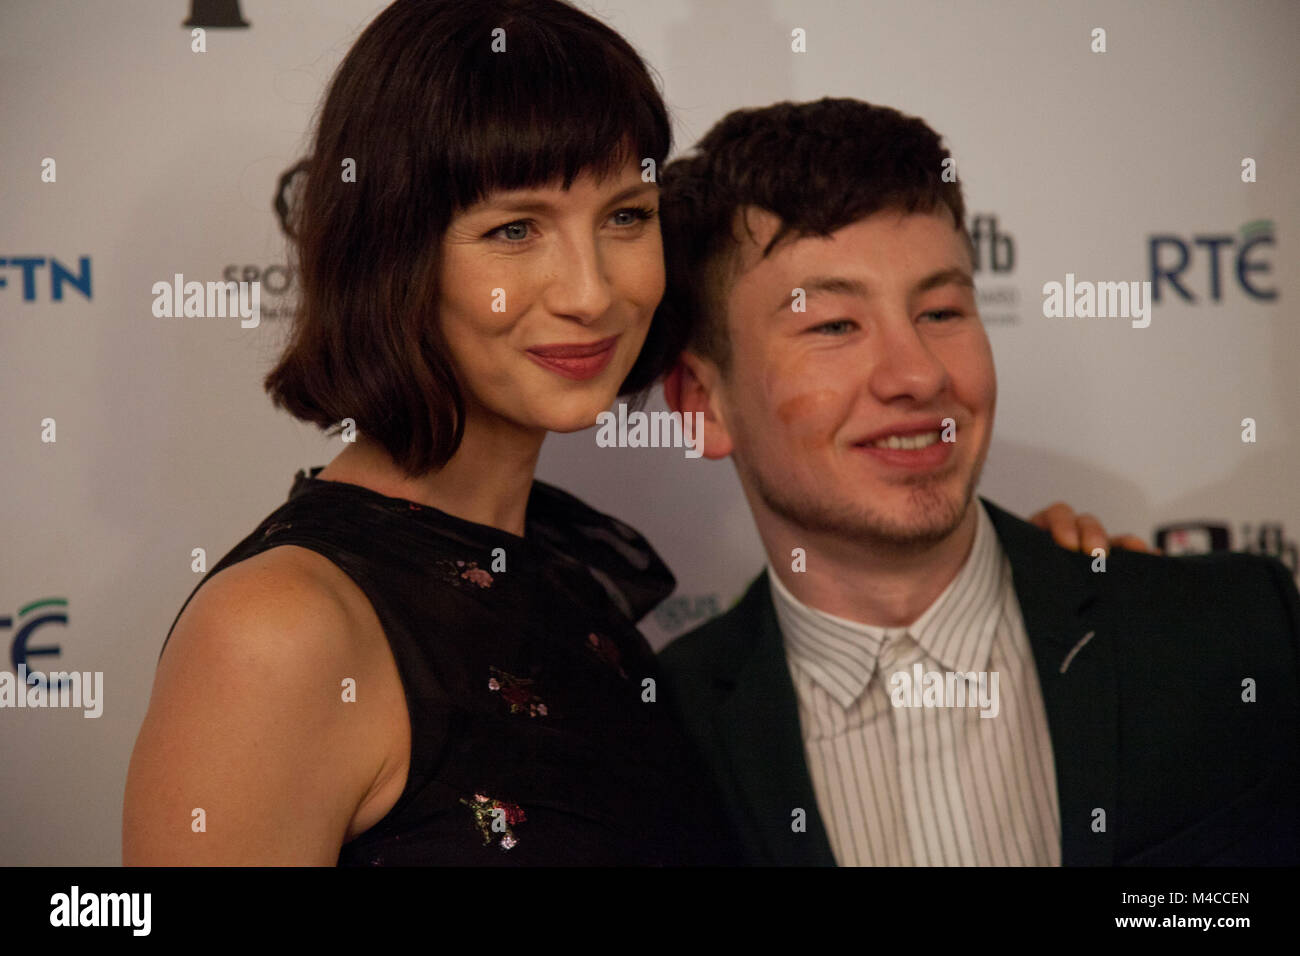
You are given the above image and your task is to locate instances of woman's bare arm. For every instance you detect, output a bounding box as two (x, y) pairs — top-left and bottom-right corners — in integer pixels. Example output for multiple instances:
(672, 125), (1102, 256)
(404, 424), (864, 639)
(123, 551), (385, 865)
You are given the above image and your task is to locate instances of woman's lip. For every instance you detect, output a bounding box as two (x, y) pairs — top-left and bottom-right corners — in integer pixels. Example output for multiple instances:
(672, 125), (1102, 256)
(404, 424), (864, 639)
(526, 335), (619, 359)
(525, 339), (617, 381)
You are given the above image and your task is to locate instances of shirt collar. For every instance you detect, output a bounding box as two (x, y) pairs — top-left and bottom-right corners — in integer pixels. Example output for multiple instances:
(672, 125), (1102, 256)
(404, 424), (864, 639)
(768, 501), (1007, 708)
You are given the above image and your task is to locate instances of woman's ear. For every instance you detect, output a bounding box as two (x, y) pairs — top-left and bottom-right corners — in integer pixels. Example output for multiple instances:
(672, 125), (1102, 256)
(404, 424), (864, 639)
(662, 353), (734, 459)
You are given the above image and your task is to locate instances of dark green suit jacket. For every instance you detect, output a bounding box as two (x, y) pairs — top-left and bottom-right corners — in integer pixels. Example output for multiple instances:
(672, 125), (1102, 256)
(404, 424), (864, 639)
(658, 498), (1300, 865)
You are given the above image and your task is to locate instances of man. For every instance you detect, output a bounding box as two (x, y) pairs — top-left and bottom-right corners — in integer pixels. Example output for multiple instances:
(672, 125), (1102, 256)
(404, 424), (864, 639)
(655, 98), (1300, 865)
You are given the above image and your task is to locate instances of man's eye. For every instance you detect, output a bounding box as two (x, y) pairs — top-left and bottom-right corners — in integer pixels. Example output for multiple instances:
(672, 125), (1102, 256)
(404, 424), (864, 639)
(809, 319), (856, 335)
(921, 309), (962, 322)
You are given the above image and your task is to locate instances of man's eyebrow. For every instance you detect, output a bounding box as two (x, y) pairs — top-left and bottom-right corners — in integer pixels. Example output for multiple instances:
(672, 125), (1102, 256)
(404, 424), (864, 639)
(913, 267), (975, 294)
(472, 181), (657, 215)
(772, 276), (870, 315)
(772, 267), (973, 316)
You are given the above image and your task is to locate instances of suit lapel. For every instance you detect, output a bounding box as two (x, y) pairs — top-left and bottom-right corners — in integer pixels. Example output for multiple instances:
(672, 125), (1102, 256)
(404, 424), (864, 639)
(713, 573), (838, 865)
(706, 499), (1119, 867)
(981, 498), (1119, 865)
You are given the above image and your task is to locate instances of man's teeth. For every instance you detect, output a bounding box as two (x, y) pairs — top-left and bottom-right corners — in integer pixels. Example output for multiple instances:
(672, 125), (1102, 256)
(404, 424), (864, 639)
(870, 431), (941, 450)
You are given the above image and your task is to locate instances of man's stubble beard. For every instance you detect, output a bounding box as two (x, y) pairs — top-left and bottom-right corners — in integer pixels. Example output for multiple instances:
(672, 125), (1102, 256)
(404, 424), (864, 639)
(742, 451), (983, 556)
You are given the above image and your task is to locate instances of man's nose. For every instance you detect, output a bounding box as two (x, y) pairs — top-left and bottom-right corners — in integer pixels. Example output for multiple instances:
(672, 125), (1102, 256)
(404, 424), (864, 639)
(868, 318), (948, 402)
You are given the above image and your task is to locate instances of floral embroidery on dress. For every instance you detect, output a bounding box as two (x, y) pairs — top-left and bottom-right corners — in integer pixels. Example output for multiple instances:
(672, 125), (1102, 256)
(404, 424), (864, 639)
(487, 666), (548, 717)
(586, 631), (627, 679)
(434, 558), (494, 589)
(460, 793), (527, 850)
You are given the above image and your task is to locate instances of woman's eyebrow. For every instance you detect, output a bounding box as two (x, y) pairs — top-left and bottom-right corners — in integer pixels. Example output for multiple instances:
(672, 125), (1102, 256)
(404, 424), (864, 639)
(471, 181), (657, 215)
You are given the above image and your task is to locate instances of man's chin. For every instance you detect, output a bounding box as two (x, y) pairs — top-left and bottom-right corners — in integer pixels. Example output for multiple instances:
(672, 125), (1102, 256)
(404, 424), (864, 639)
(869, 482), (973, 541)
(763, 482), (974, 551)
(866, 512), (968, 550)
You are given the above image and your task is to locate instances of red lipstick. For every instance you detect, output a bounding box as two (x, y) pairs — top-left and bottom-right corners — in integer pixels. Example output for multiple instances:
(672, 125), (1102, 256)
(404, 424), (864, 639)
(526, 335), (619, 381)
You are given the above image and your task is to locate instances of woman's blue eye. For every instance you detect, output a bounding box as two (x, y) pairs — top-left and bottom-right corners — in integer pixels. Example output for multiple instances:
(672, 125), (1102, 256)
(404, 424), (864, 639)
(493, 221), (530, 241)
(613, 205), (657, 226)
(487, 206), (654, 243)
(922, 310), (961, 322)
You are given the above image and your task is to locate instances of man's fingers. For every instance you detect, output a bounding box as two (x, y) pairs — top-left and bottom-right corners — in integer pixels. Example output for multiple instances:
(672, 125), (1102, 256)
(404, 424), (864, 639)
(1075, 514), (1109, 556)
(1110, 533), (1158, 554)
(1030, 502), (1081, 550)
(1030, 503), (1154, 555)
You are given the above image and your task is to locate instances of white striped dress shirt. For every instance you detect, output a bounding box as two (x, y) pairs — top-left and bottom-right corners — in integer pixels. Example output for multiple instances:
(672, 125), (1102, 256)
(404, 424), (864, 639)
(767, 502), (1061, 865)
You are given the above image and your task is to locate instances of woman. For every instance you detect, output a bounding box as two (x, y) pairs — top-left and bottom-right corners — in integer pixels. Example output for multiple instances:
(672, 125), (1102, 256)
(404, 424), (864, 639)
(123, 0), (1128, 865)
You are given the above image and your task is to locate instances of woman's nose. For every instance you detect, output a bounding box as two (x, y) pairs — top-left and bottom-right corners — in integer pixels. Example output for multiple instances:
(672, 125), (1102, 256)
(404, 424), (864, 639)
(542, 238), (614, 324)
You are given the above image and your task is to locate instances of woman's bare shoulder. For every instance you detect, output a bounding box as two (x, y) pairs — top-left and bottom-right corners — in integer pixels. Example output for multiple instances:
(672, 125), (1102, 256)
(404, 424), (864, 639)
(124, 545), (391, 864)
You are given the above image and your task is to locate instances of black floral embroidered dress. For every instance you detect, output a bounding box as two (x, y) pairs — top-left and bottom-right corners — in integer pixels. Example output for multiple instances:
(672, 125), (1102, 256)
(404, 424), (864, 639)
(160, 467), (721, 865)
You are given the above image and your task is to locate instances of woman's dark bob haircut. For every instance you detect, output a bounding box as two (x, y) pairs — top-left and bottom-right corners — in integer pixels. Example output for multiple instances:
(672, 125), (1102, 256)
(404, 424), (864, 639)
(265, 0), (674, 476)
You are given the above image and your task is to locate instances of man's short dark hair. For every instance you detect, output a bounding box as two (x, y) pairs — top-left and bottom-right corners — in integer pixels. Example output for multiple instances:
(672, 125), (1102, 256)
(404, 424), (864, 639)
(265, 0), (673, 476)
(657, 97), (972, 375)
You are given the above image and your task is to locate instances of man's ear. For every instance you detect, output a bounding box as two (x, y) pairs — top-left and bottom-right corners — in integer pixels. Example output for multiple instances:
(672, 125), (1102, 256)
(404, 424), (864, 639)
(662, 352), (734, 460)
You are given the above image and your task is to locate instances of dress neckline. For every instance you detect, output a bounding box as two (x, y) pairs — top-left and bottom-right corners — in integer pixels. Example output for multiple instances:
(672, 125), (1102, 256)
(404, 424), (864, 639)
(291, 465), (544, 546)
(286, 466), (678, 623)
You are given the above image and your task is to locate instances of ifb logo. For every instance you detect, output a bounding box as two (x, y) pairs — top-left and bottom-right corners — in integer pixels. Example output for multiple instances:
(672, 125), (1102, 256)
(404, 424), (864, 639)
(970, 214), (1015, 274)
(2, 597), (70, 690)
(1148, 221), (1276, 304)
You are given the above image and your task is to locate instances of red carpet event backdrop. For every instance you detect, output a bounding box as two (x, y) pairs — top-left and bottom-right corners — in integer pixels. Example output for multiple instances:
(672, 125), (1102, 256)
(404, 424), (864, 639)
(1, 0), (1296, 865)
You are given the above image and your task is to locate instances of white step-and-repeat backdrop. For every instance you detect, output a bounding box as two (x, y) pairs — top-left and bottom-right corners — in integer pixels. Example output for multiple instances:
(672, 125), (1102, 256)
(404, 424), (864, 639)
(2, 0), (1296, 865)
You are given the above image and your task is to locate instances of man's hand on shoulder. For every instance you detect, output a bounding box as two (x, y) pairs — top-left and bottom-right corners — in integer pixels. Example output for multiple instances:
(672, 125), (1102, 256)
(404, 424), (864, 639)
(1029, 500), (1159, 556)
